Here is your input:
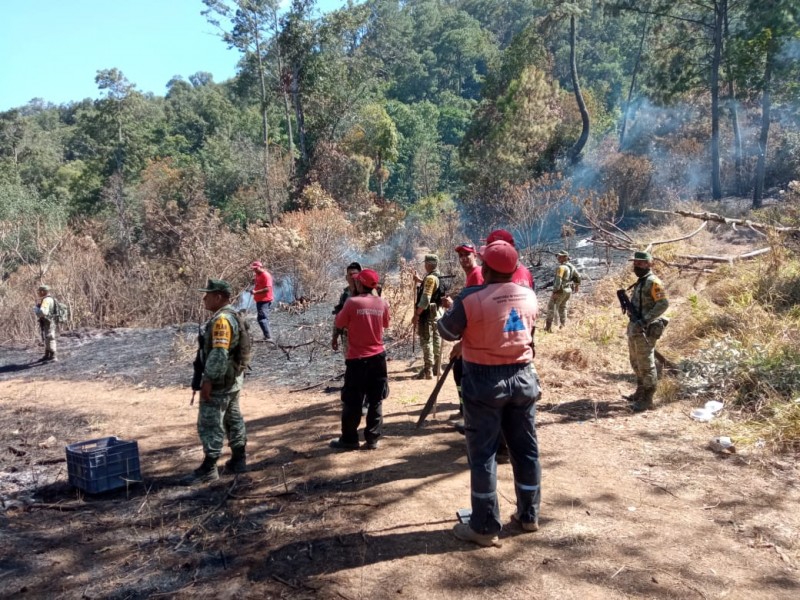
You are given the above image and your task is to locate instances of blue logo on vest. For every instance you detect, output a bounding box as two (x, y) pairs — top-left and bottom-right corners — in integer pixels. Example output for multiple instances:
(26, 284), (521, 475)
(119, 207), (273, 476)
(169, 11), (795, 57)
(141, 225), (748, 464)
(503, 308), (525, 332)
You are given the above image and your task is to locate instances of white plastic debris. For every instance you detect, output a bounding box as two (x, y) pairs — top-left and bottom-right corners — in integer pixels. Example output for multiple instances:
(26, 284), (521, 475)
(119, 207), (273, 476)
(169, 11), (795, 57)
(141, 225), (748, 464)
(690, 400), (725, 422)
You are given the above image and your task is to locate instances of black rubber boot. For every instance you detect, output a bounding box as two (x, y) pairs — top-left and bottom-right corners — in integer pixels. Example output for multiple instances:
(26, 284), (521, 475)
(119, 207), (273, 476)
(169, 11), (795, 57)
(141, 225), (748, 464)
(183, 456), (219, 484)
(225, 446), (247, 474)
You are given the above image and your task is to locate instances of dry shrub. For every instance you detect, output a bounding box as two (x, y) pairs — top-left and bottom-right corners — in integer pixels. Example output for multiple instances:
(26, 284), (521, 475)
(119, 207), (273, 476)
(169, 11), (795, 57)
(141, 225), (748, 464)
(727, 398), (800, 453)
(595, 146), (654, 215)
(551, 348), (589, 370)
(418, 208), (466, 279)
(497, 173), (571, 250)
(378, 278), (414, 347)
(308, 141), (373, 216)
(246, 205), (360, 302)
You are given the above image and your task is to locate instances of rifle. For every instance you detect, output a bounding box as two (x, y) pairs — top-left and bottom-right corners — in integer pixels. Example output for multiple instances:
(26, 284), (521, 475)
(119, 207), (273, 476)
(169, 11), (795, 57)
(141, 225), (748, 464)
(416, 358), (456, 428)
(616, 288), (652, 347)
(190, 323), (204, 405)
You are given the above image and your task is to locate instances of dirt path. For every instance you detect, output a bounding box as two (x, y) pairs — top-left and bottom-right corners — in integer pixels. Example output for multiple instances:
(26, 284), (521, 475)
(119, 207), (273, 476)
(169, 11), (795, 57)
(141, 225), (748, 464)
(2, 314), (799, 600)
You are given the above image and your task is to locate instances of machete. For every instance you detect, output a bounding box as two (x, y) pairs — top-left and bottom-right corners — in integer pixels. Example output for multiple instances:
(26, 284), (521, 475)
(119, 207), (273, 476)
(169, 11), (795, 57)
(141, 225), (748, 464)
(415, 358), (456, 428)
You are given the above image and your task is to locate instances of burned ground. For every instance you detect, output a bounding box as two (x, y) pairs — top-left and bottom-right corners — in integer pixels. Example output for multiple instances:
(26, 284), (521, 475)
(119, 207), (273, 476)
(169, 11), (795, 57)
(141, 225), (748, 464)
(2, 276), (800, 599)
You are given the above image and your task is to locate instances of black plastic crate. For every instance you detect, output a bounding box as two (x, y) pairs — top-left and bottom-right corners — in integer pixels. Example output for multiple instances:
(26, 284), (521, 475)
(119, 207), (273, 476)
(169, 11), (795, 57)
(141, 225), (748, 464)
(65, 436), (141, 494)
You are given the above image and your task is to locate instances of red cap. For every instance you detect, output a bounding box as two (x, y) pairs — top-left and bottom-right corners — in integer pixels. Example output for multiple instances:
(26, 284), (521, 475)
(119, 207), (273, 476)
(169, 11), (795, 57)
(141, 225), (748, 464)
(250, 261), (263, 269)
(354, 268), (380, 289)
(485, 229), (515, 246)
(454, 243), (476, 254)
(478, 241), (518, 275)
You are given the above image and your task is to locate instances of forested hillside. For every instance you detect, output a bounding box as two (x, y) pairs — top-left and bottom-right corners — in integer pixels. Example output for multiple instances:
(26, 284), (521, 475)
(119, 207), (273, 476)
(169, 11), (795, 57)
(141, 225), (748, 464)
(1, 0), (799, 333)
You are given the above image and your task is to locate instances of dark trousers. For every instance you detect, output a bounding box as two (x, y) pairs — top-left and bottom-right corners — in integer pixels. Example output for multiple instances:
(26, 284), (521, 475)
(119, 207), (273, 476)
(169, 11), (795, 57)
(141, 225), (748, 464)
(453, 357), (463, 407)
(462, 362), (542, 535)
(256, 301), (272, 339)
(340, 352), (388, 444)
(455, 357), (508, 453)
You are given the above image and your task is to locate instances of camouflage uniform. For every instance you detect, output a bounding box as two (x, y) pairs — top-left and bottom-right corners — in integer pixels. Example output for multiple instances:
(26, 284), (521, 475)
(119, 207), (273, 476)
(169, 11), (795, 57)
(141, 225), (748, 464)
(416, 256), (443, 378)
(198, 304), (247, 460)
(627, 270), (668, 407)
(35, 289), (57, 361)
(333, 286), (354, 356)
(545, 254), (580, 331)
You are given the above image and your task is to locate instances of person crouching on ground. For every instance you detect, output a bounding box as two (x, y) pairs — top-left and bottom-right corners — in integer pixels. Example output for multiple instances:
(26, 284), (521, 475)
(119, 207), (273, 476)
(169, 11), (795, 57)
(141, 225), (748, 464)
(438, 241), (542, 547)
(185, 279), (248, 483)
(330, 269), (390, 451)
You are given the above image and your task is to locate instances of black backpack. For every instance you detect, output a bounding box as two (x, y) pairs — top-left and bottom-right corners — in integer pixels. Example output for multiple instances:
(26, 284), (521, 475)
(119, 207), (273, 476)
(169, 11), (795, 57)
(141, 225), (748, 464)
(431, 275), (451, 305)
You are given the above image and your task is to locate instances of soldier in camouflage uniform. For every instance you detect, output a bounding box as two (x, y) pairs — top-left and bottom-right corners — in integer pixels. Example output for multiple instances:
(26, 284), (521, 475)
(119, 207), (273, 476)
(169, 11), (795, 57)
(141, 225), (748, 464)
(185, 279), (248, 483)
(331, 262), (362, 356)
(35, 285), (58, 362)
(544, 251), (580, 332)
(413, 254), (443, 380)
(625, 251), (669, 412)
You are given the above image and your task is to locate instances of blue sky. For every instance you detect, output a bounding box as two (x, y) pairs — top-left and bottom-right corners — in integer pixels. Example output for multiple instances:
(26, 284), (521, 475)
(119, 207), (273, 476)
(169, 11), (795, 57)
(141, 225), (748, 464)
(0, 0), (348, 111)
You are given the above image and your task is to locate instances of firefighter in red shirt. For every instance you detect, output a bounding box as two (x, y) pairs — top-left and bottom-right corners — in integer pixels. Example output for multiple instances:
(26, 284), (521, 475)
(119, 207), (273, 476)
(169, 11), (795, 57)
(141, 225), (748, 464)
(330, 269), (391, 451)
(485, 229), (535, 289)
(250, 261), (274, 341)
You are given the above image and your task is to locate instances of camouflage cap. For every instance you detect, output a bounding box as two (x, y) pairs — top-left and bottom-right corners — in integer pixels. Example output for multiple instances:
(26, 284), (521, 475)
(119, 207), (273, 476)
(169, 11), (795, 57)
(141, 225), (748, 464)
(556, 251), (570, 258)
(198, 278), (232, 295)
(424, 254), (439, 264)
(38, 284), (50, 292)
(629, 251), (653, 262)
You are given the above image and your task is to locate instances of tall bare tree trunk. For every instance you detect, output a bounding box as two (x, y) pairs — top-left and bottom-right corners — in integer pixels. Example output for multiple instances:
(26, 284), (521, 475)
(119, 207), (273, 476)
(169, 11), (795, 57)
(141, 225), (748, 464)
(710, 1), (723, 199)
(273, 11), (295, 177)
(619, 14), (648, 150)
(753, 45), (774, 209)
(568, 15), (590, 164)
(291, 64), (308, 172)
(723, 0), (743, 194)
(251, 13), (273, 222)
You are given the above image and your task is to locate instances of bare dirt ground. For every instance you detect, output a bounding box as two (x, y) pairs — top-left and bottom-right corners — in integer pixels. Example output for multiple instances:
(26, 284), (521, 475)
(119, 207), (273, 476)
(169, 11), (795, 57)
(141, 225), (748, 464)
(2, 290), (800, 599)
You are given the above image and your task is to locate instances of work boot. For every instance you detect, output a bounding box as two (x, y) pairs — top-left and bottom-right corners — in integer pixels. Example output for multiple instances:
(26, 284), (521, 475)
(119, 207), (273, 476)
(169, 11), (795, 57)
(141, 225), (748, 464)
(511, 511), (540, 532)
(416, 368), (433, 380)
(452, 522), (501, 547)
(624, 384), (643, 402)
(454, 420), (465, 435)
(329, 438), (360, 451)
(182, 456), (219, 484)
(631, 388), (656, 413)
(224, 446), (247, 474)
(544, 320), (553, 333)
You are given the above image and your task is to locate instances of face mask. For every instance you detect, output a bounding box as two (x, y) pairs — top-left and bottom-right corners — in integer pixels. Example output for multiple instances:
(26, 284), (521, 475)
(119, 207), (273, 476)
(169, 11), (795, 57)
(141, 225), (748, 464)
(633, 266), (649, 278)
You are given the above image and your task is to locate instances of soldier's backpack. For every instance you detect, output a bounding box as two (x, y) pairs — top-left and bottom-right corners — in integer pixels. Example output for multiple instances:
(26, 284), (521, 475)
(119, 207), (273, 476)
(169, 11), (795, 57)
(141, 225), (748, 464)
(430, 275), (451, 305)
(223, 309), (253, 376)
(49, 298), (69, 325)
